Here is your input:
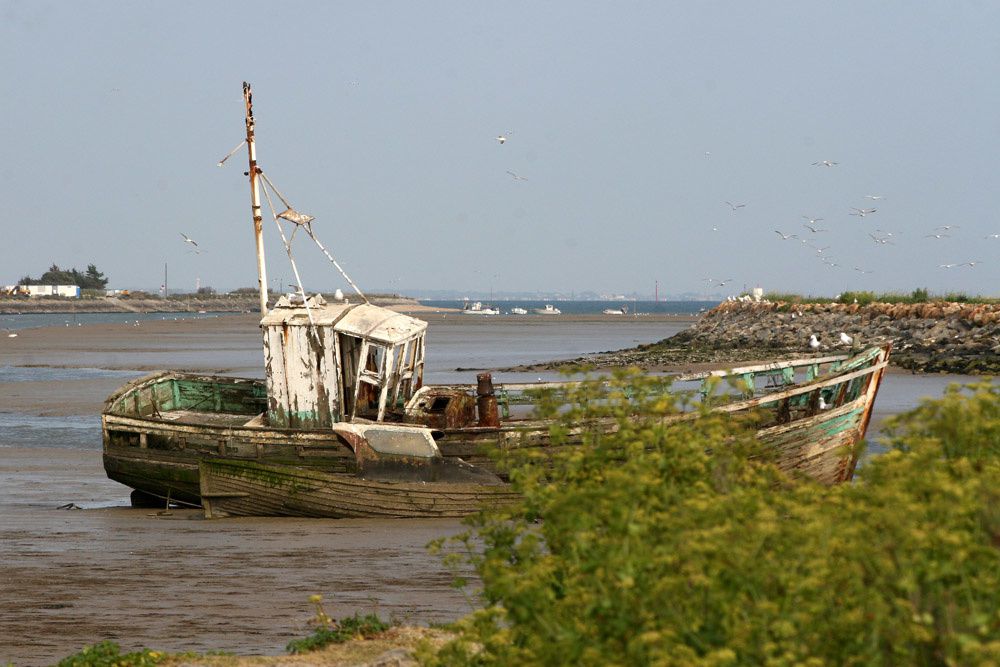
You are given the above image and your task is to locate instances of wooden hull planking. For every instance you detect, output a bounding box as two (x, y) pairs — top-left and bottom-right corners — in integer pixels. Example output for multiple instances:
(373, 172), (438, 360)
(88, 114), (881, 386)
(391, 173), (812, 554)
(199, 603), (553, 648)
(199, 459), (520, 519)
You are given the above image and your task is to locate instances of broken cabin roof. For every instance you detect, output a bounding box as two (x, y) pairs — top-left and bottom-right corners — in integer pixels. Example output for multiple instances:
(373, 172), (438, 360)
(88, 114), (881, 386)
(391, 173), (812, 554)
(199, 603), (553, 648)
(261, 298), (427, 345)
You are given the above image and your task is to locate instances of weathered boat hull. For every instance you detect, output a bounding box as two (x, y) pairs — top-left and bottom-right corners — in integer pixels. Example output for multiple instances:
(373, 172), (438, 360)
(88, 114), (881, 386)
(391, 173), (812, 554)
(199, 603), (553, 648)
(102, 345), (890, 514)
(199, 458), (520, 518)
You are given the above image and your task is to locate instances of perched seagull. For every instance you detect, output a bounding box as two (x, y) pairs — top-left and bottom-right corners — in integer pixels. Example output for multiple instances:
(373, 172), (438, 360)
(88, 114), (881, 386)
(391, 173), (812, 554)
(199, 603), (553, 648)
(6, 332), (17, 338)
(839, 332), (854, 346)
(802, 222), (828, 233)
(725, 201), (746, 211)
(818, 395), (829, 410)
(864, 195), (885, 201)
(812, 160), (838, 167)
(850, 207), (877, 218)
(924, 233), (950, 239)
(505, 170), (528, 181)
(809, 334), (821, 350)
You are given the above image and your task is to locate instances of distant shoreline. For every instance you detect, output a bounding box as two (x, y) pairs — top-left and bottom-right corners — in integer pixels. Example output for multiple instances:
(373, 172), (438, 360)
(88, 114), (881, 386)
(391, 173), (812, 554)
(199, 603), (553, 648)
(0, 295), (423, 314)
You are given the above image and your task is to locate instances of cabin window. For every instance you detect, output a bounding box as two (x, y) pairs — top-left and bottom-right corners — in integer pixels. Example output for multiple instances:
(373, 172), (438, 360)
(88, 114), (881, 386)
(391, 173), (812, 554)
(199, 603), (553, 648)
(429, 396), (451, 413)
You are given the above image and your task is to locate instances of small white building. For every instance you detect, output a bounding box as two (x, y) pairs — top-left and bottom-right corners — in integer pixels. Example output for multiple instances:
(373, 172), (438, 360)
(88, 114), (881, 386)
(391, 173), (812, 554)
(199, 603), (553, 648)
(25, 285), (81, 298)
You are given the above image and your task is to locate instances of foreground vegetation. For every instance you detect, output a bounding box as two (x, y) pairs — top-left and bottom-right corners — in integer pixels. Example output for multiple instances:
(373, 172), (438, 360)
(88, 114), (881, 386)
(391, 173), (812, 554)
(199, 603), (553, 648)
(424, 373), (1000, 666)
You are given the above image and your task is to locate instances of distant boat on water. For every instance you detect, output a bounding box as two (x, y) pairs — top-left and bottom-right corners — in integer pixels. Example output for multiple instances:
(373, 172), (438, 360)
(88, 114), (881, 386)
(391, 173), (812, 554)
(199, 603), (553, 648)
(509, 307), (528, 315)
(602, 305), (628, 315)
(462, 301), (500, 315)
(534, 304), (561, 315)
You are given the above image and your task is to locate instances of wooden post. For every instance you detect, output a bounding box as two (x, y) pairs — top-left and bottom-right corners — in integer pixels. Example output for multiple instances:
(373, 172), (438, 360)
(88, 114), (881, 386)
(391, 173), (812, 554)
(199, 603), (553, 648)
(243, 82), (269, 316)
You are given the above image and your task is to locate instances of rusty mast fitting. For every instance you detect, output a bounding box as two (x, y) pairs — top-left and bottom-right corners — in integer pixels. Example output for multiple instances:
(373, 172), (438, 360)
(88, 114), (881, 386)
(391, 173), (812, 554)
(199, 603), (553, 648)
(243, 81), (269, 317)
(256, 171), (369, 304)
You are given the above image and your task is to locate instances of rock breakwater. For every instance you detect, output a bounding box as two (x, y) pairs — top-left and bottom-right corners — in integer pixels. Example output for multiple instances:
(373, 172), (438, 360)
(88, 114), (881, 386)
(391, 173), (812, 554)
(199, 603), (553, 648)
(527, 301), (1000, 375)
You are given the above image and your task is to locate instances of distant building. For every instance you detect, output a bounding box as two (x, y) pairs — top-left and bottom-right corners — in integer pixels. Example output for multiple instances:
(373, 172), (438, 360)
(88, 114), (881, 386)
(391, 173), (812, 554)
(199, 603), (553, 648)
(23, 285), (81, 298)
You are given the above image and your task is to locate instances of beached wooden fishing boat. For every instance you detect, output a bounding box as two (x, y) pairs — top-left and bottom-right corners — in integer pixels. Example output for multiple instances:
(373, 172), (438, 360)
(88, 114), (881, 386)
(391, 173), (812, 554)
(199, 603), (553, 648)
(101, 82), (891, 517)
(102, 338), (890, 513)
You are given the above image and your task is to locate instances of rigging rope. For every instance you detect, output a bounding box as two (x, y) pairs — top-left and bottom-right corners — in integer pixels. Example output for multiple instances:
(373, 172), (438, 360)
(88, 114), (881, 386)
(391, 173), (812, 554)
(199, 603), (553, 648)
(216, 140), (247, 167)
(259, 176), (318, 333)
(257, 171), (368, 304)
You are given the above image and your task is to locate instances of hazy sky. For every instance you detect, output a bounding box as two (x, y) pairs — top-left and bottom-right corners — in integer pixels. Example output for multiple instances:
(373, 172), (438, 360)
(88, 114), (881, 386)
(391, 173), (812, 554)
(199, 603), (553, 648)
(2, 2), (998, 298)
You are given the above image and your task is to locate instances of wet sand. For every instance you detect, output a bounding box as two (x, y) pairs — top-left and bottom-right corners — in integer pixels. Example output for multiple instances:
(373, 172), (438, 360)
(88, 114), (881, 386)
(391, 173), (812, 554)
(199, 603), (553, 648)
(1, 446), (472, 665)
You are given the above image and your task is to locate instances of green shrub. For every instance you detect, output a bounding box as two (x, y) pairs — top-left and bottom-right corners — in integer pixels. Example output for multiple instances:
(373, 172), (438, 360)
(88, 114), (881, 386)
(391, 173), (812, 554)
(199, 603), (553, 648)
(286, 595), (391, 654)
(426, 374), (1000, 666)
(944, 292), (970, 303)
(57, 641), (164, 667)
(911, 287), (929, 303)
(838, 290), (877, 306)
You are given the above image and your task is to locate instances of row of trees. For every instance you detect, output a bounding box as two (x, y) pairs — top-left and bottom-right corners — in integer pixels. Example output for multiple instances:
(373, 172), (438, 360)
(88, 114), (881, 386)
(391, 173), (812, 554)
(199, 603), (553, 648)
(18, 264), (109, 289)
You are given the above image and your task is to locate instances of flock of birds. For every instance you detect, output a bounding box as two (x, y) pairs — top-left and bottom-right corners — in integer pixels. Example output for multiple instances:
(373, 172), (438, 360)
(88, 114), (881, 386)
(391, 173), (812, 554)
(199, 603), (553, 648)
(708, 158), (996, 286)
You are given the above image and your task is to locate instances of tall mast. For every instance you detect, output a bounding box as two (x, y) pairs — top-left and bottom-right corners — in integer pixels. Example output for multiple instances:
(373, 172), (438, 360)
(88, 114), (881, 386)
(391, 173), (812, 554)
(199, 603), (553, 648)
(243, 82), (269, 316)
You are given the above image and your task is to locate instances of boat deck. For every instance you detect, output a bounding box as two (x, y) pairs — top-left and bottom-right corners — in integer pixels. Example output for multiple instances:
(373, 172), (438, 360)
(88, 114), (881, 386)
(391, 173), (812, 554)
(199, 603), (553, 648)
(156, 410), (261, 428)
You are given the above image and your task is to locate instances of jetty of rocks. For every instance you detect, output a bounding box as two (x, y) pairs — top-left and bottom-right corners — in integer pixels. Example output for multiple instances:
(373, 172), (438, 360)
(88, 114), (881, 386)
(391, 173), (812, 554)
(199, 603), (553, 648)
(528, 301), (1000, 375)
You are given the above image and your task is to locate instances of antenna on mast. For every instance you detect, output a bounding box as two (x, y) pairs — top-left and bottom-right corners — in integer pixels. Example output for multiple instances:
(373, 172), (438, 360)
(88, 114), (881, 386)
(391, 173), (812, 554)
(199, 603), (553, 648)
(243, 81), (269, 316)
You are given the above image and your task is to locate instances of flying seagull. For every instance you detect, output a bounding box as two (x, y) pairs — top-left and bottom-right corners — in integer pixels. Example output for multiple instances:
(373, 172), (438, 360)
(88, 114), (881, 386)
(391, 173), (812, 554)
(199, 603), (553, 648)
(802, 222), (828, 233)
(961, 260), (984, 267)
(850, 207), (877, 218)
(180, 233), (198, 248)
(934, 225), (959, 231)
(924, 233), (950, 239)
(864, 195), (885, 200)
(985, 233), (1000, 240)
(496, 132), (512, 145)
(938, 263), (957, 269)
(802, 216), (824, 225)
(725, 201), (746, 211)
(506, 170), (528, 181)
(774, 230), (798, 240)
(812, 160), (838, 167)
